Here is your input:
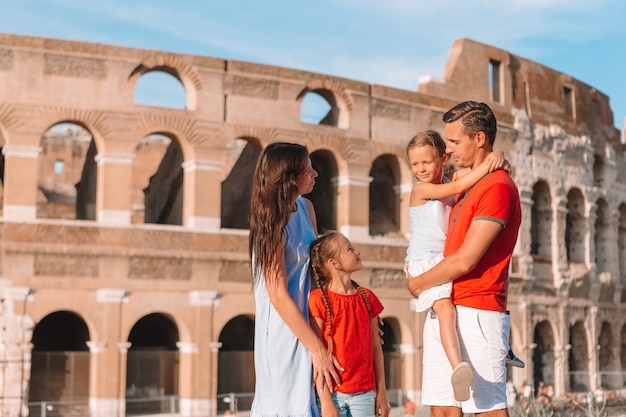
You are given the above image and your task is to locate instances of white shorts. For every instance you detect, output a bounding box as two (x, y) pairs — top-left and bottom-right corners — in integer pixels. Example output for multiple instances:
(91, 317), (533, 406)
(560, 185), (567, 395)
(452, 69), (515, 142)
(405, 254), (451, 312)
(421, 305), (510, 413)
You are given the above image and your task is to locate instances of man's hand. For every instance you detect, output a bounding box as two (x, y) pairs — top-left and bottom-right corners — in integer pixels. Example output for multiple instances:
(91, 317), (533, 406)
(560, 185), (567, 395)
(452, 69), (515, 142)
(407, 272), (424, 298)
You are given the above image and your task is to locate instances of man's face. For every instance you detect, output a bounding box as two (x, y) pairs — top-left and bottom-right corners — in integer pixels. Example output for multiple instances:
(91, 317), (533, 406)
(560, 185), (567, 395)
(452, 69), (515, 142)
(444, 120), (478, 168)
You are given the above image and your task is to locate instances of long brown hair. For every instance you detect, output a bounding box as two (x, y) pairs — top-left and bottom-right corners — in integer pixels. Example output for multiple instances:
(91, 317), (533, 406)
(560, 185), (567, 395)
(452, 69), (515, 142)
(249, 142), (310, 283)
(309, 231), (372, 353)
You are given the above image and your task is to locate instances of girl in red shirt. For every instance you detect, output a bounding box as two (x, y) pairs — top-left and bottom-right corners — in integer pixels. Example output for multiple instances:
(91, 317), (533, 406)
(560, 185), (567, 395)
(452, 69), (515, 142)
(309, 231), (389, 417)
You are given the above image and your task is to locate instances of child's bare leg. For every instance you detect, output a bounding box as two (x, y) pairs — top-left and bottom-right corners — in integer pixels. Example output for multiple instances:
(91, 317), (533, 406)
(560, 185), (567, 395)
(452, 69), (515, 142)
(431, 298), (473, 402)
(431, 298), (461, 368)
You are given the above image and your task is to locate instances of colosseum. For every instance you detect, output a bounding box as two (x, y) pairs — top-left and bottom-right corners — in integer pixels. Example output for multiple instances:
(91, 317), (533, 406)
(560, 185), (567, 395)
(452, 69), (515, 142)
(0, 32), (624, 417)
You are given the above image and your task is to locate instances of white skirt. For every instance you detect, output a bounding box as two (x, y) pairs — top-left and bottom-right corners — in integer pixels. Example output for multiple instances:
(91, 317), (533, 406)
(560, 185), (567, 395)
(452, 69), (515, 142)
(405, 253), (451, 312)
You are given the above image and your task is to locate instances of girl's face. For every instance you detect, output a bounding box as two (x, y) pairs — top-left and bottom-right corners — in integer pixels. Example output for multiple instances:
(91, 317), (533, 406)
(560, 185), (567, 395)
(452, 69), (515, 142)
(334, 235), (362, 273)
(407, 145), (447, 184)
(296, 156), (318, 195)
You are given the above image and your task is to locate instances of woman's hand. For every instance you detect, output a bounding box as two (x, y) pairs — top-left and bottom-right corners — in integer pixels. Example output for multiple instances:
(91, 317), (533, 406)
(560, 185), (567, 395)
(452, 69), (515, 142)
(312, 348), (343, 393)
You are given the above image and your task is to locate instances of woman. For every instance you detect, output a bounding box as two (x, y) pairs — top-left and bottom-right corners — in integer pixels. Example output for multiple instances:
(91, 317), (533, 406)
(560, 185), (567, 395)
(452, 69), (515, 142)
(249, 142), (341, 417)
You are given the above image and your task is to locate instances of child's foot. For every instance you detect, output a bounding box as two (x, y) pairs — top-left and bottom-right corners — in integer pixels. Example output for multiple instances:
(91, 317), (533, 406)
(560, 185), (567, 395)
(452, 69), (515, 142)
(451, 362), (473, 401)
(506, 349), (525, 368)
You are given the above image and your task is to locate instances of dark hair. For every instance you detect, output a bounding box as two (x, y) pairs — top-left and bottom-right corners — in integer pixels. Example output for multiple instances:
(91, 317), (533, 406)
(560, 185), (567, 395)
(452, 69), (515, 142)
(249, 142), (310, 283)
(406, 130), (446, 158)
(309, 230), (372, 353)
(442, 101), (497, 146)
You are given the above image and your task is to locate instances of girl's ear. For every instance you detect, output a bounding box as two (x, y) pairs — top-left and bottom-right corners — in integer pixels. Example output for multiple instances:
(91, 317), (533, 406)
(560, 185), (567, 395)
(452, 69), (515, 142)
(441, 153), (448, 166)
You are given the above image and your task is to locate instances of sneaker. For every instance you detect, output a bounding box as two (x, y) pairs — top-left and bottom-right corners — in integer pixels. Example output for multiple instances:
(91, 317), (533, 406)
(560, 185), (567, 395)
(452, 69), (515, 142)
(451, 362), (473, 401)
(506, 349), (525, 368)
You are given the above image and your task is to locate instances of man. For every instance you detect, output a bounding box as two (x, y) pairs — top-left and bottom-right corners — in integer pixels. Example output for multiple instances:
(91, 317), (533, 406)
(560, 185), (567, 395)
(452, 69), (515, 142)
(408, 101), (521, 417)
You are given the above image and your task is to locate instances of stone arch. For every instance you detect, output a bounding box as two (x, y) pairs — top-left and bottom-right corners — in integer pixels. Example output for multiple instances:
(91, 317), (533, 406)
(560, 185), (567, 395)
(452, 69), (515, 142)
(531, 180), (552, 257)
(298, 79), (355, 129)
(126, 313), (180, 412)
(380, 316), (403, 396)
(369, 153), (401, 237)
(217, 315), (255, 412)
(220, 137), (261, 229)
(593, 153), (606, 187)
(566, 188), (586, 264)
(597, 321), (617, 389)
(621, 324), (626, 380)
(38, 107), (109, 153)
(532, 320), (555, 390)
(129, 53), (204, 111)
(308, 149), (338, 233)
(138, 132), (184, 225)
(617, 203), (626, 286)
(37, 122), (97, 221)
(29, 311), (91, 415)
(594, 198), (610, 274)
(137, 113), (201, 162)
(568, 320), (589, 392)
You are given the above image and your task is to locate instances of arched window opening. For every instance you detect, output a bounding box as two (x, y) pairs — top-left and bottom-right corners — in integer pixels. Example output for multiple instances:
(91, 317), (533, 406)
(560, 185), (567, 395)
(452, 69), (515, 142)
(134, 70), (187, 110)
(594, 199), (610, 274)
(369, 155), (400, 236)
(598, 322), (616, 389)
(381, 317), (402, 405)
(221, 139), (260, 229)
(619, 203), (626, 285)
(29, 311), (90, 416)
(532, 321), (555, 395)
(621, 325), (626, 374)
(37, 123), (96, 220)
(0, 130), (5, 217)
(530, 181), (552, 257)
(308, 150), (338, 233)
(300, 90), (336, 126)
(568, 321), (589, 392)
(140, 135), (184, 225)
(593, 154), (606, 187)
(565, 188), (585, 263)
(127, 313), (179, 414)
(217, 315), (255, 413)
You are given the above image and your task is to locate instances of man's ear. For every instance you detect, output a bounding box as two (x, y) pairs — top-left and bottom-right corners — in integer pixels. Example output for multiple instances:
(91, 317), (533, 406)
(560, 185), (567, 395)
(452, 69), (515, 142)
(475, 131), (488, 148)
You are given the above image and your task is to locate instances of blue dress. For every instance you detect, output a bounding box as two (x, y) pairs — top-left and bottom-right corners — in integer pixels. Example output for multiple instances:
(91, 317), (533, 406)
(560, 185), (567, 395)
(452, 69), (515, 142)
(251, 196), (318, 417)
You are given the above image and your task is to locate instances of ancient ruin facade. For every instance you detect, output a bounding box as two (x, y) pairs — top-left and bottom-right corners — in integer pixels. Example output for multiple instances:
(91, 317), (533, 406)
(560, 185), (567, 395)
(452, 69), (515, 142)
(0, 33), (624, 417)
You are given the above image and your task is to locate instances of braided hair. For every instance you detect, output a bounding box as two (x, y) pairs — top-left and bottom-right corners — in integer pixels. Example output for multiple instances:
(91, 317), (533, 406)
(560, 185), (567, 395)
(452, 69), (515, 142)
(310, 231), (372, 354)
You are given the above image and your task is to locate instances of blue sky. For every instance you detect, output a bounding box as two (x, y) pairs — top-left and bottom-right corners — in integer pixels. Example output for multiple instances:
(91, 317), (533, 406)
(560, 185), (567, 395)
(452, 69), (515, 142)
(3, 0), (626, 136)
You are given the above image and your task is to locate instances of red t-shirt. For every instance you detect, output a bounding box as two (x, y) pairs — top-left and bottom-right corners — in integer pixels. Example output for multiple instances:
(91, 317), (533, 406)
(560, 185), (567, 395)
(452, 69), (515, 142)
(444, 170), (521, 312)
(309, 287), (384, 394)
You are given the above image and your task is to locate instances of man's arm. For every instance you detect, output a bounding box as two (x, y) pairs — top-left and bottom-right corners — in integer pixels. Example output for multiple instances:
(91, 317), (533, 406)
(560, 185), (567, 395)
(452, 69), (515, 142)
(407, 219), (504, 297)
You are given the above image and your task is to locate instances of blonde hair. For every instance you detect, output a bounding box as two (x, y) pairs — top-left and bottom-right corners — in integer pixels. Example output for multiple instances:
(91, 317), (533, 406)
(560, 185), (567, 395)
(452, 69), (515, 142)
(406, 130), (446, 158)
(309, 231), (371, 353)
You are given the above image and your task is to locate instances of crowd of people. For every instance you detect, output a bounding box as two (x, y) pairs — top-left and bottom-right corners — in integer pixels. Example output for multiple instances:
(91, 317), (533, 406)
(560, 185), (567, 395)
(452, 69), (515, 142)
(248, 101), (523, 417)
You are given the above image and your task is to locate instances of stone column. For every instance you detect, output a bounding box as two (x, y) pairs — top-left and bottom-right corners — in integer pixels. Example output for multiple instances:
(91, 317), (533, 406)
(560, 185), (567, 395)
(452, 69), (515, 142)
(94, 153), (134, 225)
(553, 197), (570, 288)
(336, 173), (372, 241)
(182, 160), (223, 231)
(90, 288), (130, 417)
(177, 341), (200, 417)
(2, 145), (40, 220)
(0, 284), (35, 417)
(406, 299), (425, 404)
(188, 290), (221, 417)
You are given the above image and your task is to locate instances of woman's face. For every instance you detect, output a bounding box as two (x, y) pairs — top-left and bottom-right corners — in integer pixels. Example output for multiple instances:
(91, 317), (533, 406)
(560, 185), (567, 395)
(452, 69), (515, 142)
(296, 157), (318, 195)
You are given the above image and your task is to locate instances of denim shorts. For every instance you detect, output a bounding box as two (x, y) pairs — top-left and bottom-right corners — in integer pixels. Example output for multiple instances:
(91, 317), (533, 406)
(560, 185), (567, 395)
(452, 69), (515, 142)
(316, 389), (376, 417)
